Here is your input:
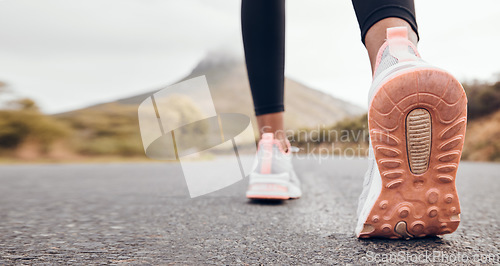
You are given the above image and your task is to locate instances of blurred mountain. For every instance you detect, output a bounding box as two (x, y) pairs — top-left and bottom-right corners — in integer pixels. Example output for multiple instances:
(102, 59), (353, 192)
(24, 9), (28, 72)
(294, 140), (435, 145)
(49, 51), (364, 158)
(113, 51), (365, 129)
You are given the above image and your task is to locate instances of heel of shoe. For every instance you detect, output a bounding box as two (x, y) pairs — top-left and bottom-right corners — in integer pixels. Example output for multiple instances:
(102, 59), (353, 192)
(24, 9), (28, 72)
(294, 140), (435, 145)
(360, 68), (467, 239)
(246, 173), (291, 200)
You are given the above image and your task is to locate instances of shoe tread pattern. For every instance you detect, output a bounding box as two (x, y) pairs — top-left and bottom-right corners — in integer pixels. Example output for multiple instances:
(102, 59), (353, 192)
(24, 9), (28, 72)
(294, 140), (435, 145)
(361, 69), (467, 239)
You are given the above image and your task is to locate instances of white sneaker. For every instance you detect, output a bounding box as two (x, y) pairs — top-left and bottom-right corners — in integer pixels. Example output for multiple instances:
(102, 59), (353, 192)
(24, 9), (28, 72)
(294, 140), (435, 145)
(246, 133), (302, 200)
(356, 27), (467, 239)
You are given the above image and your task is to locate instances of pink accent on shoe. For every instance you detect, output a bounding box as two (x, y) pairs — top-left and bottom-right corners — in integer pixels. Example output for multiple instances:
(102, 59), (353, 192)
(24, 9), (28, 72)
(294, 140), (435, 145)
(386, 26), (408, 40)
(387, 27), (417, 63)
(246, 194), (289, 200)
(259, 133), (274, 174)
(262, 132), (274, 141)
(257, 133), (291, 154)
(257, 133), (292, 174)
(373, 27), (420, 77)
(374, 41), (390, 75)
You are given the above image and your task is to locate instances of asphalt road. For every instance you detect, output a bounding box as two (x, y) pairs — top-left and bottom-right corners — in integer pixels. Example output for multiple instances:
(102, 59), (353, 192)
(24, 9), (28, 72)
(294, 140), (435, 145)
(0, 157), (499, 265)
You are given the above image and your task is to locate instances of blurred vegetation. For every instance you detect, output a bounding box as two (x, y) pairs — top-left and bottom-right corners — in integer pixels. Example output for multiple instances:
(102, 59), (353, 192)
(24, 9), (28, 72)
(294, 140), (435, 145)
(290, 114), (369, 156)
(291, 78), (500, 160)
(463, 80), (500, 120)
(291, 114), (368, 146)
(55, 94), (209, 158)
(0, 77), (499, 162)
(0, 98), (71, 155)
(461, 79), (500, 161)
(56, 103), (144, 157)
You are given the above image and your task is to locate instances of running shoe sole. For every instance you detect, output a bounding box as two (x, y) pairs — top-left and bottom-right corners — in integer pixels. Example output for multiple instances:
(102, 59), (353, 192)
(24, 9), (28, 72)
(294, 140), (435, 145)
(359, 68), (467, 239)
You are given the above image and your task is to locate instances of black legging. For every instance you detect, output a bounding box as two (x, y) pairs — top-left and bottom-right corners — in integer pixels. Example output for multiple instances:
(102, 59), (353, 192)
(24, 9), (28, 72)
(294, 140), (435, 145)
(241, 0), (418, 116)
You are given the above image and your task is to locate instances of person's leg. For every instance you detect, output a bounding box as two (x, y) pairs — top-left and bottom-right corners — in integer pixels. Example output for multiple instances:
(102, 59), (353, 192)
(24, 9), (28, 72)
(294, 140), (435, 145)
(241, 0), (301, 200)
(352, 0), (419, 73)
(241, 0), (287, 148)
(352, 0), (467, 239)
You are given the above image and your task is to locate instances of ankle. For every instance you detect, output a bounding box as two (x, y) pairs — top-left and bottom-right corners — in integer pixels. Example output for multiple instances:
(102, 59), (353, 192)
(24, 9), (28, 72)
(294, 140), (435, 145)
(365, 18), (418, 74)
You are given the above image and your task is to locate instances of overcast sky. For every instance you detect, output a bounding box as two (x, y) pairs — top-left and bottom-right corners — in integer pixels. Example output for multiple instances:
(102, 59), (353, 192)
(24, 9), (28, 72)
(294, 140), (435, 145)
(0, 0), (499, 114)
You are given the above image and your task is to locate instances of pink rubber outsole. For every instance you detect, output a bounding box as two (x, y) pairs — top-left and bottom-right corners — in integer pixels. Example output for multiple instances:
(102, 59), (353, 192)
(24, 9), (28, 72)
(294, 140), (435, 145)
(360, 68), (467, 239)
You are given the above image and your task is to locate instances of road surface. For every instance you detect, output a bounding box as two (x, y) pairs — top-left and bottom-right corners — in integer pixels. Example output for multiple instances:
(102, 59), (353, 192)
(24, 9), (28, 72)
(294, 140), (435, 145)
(0, 158), (498, 264)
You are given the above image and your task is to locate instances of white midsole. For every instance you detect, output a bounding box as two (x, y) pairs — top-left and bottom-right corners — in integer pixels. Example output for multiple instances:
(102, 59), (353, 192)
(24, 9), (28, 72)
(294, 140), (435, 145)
(247, 173), (302, 198)
(355, 157), (382, 236)
(248, 172), (290, 185)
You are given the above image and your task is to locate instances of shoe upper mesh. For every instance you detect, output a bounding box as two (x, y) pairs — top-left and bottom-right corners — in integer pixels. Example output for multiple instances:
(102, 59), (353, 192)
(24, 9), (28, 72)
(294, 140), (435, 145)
(373, 46), (419, 79)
